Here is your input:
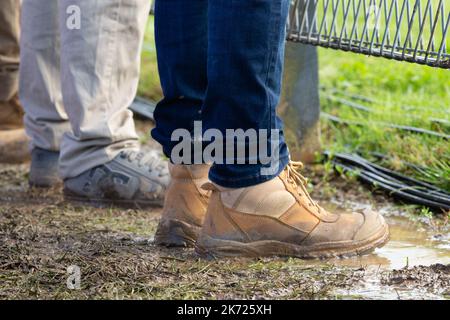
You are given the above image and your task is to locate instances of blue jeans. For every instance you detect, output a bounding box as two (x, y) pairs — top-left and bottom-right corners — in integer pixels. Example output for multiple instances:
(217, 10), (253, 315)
(152, 0), (290, 188)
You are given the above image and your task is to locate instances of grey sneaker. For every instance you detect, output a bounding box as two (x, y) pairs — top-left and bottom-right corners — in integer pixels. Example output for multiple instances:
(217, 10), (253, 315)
(29, 147), (61, 188)
(63, 150), (170, 208)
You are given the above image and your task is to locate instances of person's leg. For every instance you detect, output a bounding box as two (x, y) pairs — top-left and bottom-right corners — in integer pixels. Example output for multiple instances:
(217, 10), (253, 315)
(59, 0), (169, 207)
(151, 0), (208, 158)
(0, 0), (29, 164)
(0, 0), (20, 103)
(195, 1), (389, 258)
(58, 0), (148, 179)
(20, 0), (71, 153)
(153, 0), (211, 247)
(153, 0), (290, 183)
(20, 0), (68, 186)
(204, 0), (290, 188)
(153, 0), (291, 247)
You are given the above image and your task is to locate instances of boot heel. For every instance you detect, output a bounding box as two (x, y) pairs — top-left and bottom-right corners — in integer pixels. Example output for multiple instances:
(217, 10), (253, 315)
(154, 218), (200, 247)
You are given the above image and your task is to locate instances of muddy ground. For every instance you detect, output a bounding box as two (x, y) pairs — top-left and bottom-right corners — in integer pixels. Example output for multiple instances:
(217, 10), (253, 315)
(0, 120), (448, 300)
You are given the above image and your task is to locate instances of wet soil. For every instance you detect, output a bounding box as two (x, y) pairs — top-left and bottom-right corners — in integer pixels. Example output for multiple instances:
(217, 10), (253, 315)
(0, 120), (448, 300)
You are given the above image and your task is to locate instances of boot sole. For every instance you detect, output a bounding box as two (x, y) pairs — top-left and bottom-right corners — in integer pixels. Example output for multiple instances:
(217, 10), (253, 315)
(154, 218), (201, 248)
(195, 223), (390, 259)
(64, 192), (164, 209)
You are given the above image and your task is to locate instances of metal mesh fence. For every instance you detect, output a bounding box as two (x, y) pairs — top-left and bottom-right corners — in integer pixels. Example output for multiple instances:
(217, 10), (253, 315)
(287, 0), (450, 68)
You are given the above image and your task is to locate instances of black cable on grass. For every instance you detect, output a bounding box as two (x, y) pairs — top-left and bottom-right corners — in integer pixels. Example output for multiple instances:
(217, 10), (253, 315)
(321, 112), (450, 140)
(336, 162), (450, 211)
(324, 151), (450, 212)
(320, 86), (449, 115)
(320, 86), (450, 128)
(332, 153), (450, 197)
(368, 151), (447, 184)
(323, 94), (450, 133)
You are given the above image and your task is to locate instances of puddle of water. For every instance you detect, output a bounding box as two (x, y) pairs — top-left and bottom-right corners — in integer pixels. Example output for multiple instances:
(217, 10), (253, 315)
(334, 272), (447, 300)
(318, 203), (450, 269)
(375, 216), (450, 269)
(316, 203), (450, 299)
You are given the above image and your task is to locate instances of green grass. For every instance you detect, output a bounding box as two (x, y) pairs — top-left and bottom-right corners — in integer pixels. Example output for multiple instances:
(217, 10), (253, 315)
(138, 17), (161, 101)
(138, 19), (450, 192)
(319, 48), (450, 191)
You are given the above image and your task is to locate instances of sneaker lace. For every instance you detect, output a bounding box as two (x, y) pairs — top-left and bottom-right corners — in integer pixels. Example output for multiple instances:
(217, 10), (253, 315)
(285, 161), (321, 211)
(120, 150), (167, 177)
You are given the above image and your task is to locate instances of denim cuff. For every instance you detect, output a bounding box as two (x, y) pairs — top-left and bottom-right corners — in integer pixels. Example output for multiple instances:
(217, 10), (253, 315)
(208, 155), (290, 189)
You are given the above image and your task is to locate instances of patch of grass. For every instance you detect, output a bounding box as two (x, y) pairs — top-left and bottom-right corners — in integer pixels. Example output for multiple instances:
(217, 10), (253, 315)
(0, 201), (367, 300)
(138, 17), (162, 101)
(319, 48), (449, 191)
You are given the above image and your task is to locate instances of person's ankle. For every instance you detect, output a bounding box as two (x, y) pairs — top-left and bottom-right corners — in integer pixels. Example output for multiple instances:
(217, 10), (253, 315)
(170, 163), (211, 179)
(208, 176), (295, 214)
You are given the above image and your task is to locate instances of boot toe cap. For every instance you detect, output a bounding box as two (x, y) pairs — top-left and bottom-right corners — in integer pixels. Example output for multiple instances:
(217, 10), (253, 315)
(354, 209), (387, 241)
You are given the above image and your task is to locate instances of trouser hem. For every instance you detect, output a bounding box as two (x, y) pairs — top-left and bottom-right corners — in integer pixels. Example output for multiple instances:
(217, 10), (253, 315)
(208, 155), (290, 189)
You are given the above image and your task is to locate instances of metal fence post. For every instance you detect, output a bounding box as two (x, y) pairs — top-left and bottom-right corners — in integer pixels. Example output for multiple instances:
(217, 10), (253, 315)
(279, 41), (321, 164)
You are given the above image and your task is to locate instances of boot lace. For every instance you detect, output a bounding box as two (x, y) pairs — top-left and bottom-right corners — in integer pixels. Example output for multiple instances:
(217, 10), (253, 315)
(285, 161), (321, 212)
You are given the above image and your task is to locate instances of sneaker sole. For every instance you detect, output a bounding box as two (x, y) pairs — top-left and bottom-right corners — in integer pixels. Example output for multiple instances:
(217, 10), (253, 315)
(154, 218), (201, 248)
(29, 177), (62, 189)
(64, 192), (164, 209)
(195, 223), (390, 259)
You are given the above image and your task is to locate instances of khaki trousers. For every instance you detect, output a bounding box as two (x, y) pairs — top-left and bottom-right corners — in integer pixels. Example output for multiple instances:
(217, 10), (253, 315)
(0, 0), (20, 102)
(20, 0), (150, 179)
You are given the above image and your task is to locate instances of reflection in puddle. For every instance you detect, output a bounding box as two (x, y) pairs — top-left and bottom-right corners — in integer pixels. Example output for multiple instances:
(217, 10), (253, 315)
(321, 216), (450, 270)
(318, 204), (449, 299)
(318, 202), (450, 269)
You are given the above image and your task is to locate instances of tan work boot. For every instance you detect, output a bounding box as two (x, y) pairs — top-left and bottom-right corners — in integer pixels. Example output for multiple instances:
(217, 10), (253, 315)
(154, 164), (211, 247)
(0, 95), (24, 130)
(196, 161), (389, 259)
(0, 128), (30, 164)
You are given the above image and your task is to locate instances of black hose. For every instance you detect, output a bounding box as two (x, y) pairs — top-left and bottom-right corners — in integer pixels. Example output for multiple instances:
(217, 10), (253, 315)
(321, 88), (450, 132)
(321, 112), (450, 140)
(335, 153), (450, 196)
(324, 151), (450, 212)
(334, 161), (450, 211)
